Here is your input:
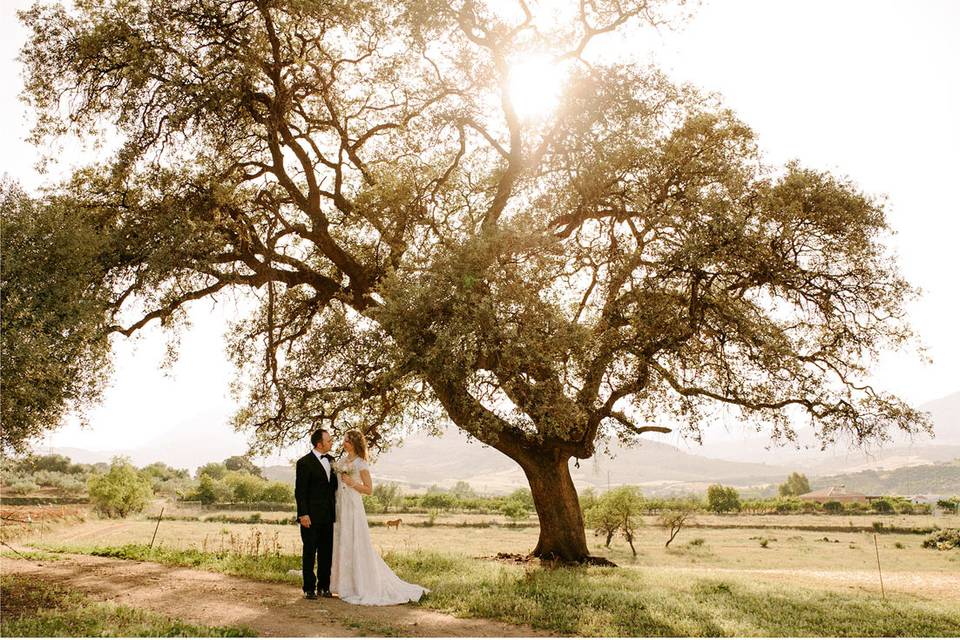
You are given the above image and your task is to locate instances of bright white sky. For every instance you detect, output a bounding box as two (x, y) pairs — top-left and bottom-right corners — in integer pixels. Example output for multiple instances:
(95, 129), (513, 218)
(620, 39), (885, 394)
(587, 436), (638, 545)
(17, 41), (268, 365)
(1, 0), (958, 467)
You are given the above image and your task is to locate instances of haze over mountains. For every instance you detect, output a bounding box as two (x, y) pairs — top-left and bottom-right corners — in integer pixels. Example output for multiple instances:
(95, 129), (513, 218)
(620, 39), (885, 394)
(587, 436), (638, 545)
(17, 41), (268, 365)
(43, 392), (960, 496)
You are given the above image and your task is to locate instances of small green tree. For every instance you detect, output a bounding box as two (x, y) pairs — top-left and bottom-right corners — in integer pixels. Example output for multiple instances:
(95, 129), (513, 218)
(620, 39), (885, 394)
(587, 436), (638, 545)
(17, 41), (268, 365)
(706, 485), (741, 514)
(224, 471), (264, 503)
(188, 473), (232, 505)
(778, 472), (811, 497)
(500, 499), (530, 521)
(87, 457), (153, 518)
(451, 481), (476, 499)
(659, 503), (696, 548)
(373, 482), (403, 513)
(420, 492), (455, 512)
(585, 486), (644, 555)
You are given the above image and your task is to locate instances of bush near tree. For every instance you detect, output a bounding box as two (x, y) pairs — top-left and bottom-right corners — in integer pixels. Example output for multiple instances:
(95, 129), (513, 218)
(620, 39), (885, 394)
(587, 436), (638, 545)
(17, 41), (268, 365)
(87, 457), (153, 518)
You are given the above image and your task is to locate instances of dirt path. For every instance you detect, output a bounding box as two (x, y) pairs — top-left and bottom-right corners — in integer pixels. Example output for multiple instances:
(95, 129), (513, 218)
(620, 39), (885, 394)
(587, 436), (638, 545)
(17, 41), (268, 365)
(1, 551), (550, 637)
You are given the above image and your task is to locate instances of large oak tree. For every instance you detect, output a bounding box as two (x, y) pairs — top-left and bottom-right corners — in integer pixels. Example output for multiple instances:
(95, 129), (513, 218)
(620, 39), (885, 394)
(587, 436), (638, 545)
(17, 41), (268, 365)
(7, 0), (929, 561)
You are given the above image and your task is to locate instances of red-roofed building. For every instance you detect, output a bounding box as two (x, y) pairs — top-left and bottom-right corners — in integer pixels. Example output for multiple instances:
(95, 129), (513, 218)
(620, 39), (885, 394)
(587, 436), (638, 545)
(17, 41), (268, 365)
(799, 486), (867, 504)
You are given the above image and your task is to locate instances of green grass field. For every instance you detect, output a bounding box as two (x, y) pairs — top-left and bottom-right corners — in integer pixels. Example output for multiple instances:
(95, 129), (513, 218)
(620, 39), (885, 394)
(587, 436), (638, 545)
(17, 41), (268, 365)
(12, 510), (959, 636)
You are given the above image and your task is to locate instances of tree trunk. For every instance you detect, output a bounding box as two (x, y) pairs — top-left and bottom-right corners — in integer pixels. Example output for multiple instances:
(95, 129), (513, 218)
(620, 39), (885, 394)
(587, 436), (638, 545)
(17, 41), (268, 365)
(519, 450), (592, 562)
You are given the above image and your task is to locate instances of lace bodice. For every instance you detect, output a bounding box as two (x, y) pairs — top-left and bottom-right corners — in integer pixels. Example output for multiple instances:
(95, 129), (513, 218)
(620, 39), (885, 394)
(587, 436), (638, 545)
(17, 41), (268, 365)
(335, 457), (369, 483)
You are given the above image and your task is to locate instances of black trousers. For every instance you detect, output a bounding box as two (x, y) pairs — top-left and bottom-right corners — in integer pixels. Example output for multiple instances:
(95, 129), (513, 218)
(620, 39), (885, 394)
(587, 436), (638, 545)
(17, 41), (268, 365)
(300, 520), (334, 593)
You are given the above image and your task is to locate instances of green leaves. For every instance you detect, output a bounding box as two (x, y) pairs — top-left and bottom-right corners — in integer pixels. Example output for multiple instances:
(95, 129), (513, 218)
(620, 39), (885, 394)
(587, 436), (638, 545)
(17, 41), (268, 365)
(0, 183), (114, 454)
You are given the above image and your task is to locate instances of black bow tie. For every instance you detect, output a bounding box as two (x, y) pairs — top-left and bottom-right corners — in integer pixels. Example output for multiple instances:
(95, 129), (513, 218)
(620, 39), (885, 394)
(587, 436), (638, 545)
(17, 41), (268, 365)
(321, 454), (334, 460)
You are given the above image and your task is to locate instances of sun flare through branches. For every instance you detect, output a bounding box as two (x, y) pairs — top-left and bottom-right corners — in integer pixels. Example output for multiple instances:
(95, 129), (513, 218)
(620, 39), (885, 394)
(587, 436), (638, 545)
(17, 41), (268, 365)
(508, 56), (568, 120)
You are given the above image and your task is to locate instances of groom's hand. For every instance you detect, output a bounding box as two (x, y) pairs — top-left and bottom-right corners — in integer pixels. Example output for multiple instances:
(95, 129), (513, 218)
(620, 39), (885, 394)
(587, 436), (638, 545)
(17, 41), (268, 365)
(299, 515), (312, 528)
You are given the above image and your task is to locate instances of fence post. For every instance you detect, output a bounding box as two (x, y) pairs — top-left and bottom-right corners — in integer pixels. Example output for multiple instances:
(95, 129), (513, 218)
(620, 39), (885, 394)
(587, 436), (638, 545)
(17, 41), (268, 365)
(149, 507), (165, 549)
(873, 534), (885, 599)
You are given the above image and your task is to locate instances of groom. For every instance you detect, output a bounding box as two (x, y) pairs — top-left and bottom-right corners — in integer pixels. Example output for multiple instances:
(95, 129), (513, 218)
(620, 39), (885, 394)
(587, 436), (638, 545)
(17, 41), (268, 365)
(295, 428), (338, 599)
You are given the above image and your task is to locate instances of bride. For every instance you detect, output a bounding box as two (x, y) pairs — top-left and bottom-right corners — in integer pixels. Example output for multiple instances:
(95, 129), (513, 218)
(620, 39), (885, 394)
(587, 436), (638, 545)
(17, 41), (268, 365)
(330, 429), (428, 605)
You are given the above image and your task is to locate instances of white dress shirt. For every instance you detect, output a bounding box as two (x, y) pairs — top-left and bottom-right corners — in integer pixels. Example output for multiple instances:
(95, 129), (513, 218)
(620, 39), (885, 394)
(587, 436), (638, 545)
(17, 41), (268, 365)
(312, 448), (331, 480)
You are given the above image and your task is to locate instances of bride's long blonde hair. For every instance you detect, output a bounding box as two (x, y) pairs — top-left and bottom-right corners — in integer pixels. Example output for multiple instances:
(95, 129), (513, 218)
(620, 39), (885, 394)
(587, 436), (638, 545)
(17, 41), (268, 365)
(344, 429), (369, 460)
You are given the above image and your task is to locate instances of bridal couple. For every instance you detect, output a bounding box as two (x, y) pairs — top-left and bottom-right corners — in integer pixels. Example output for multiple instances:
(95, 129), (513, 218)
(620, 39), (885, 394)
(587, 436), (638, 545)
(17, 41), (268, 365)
(295, 428), (427, 605)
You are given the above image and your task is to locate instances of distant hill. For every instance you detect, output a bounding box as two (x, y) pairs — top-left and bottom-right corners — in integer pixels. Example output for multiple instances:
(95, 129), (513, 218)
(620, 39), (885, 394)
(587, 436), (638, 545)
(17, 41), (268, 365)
(266, 429), (793, 495)
(683, 391), (960, 473)
(46, 390), (960, 497)
(811, 459), (960, 496)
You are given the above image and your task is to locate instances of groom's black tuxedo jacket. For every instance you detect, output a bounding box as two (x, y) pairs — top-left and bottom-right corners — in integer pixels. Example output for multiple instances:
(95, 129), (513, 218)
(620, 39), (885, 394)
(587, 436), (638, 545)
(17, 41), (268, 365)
(295, 452), (338, 524)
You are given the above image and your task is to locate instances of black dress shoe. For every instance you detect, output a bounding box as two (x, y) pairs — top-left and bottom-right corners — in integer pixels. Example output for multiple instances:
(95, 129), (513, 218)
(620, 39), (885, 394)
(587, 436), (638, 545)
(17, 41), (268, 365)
(304, 591), (318, 600)
(320, 589), (333, 598)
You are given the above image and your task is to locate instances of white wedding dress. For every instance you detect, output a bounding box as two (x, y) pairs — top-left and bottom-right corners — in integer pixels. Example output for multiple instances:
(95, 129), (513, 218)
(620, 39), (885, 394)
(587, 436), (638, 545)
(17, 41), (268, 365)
(330, 457), (428, 605)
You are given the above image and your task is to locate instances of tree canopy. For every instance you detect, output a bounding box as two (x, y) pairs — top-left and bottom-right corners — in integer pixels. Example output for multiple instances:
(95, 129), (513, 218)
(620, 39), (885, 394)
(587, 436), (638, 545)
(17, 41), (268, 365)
(5, 0), (930, 560)
(778, 471), (811, 497)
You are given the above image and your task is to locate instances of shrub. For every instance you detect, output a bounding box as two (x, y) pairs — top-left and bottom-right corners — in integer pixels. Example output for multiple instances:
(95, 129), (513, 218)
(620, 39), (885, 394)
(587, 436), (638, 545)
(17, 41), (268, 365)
(922, 529), (960, 551)
(506, 488), (535, 510)
(87, 458), (153, 518)
(186, 473), (232, 505)
(871, 498), (894, 514)
(420, 492), (456, 511)
(500, 499), (530, 521)
(687, 537), (705, 547)
(823, 500), (843, 513)
(224, 471), (264, 503)
(362, 494), (384, 514)
(936, 497), (959, 513)
(257, 481), (293, 503)
(4, 480), (39, 494)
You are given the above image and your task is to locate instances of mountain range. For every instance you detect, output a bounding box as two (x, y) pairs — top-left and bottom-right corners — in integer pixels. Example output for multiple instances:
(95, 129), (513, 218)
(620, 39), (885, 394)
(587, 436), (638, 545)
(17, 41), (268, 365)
(43, 391), (960, 496)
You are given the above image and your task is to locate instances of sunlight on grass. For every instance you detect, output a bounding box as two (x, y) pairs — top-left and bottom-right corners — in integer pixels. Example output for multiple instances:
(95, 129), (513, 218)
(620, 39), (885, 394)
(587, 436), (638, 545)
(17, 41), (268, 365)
(0, 574), (254, 637)
(34, 542), (960, 637)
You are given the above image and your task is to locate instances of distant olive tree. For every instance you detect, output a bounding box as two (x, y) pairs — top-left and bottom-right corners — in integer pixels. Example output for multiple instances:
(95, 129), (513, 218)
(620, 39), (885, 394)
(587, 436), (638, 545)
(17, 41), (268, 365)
(778, 472), (811, 497)
(659, 503), (696, 547)
(87, 457), (153, 518)
(373, 482), (404, 513)
(223, 455), (263, 477)
(706, 485), (741, 514)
